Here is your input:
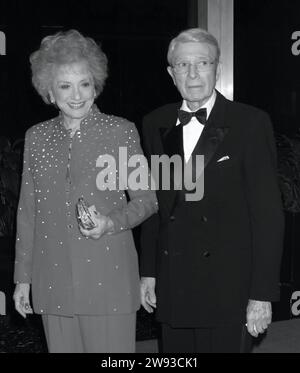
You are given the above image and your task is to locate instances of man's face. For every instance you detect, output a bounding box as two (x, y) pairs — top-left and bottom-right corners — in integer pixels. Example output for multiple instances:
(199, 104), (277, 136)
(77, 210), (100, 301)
(167, 42), (219, 110)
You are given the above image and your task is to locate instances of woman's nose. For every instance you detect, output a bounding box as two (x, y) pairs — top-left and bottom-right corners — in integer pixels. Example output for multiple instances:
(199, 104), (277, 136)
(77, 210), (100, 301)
(72, 87), (81, 100)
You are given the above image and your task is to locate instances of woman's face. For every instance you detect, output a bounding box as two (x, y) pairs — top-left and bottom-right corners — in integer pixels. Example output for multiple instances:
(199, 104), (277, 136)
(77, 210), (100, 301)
(49, 60), (96, 122)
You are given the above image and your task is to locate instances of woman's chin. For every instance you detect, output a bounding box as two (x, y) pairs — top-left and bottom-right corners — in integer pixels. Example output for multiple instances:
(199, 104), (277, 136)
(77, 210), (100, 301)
(62, 105), (92, 120)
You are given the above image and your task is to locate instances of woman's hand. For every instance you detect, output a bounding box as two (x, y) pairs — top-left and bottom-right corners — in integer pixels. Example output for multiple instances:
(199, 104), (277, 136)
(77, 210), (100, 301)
(79, 206), (114, 239)
(13, 283), (33, 318)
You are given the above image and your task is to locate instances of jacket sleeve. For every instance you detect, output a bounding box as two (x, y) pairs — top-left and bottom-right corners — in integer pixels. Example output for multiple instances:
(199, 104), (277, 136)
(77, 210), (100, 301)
(14, 130), (35, 284)
(244, 112), (284, 301)
(107, 121), (158, 233)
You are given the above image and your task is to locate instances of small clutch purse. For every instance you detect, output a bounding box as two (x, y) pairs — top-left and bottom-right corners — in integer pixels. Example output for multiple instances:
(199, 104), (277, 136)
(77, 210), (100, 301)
(75, 197), (97, 230)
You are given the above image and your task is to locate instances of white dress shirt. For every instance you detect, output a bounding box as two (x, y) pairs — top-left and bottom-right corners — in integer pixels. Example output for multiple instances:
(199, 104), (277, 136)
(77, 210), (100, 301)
(176, 90), (217, 162)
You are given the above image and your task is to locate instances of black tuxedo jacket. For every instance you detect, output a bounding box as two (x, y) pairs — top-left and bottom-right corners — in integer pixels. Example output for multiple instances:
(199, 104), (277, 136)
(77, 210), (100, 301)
(140, 92), (284, 328)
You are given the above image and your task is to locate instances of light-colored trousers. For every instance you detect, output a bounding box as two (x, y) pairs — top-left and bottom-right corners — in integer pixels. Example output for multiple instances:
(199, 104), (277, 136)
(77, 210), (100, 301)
(42, 313), (136, 353)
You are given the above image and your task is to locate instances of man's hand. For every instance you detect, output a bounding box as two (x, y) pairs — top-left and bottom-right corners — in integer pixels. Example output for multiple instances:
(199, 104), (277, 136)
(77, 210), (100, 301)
(79, 206), (114, 240)
(246, 299), (272, 337)
(140, 277), (156, 313)
(13, 283), (33, 318)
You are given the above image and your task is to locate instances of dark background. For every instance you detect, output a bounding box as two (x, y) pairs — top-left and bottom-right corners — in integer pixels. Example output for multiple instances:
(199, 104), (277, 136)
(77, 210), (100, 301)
(0, 0), (193, 140)
(234, 0), (300, 136)
(1, 0), (300, 138)
(1, 0), (300, 326)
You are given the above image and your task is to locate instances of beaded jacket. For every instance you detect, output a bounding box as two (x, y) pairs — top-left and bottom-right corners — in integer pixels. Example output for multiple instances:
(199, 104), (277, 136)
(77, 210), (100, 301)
(14, 105), (158, 316)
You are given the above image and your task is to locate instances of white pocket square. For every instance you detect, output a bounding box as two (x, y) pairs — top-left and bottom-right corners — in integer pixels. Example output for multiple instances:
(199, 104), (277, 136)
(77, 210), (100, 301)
(217, 156), (230, 163)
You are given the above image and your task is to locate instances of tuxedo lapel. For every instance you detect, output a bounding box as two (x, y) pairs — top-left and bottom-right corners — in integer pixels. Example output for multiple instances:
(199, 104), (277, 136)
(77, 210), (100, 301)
(158, 103), (183, 214)
(188, 92), (230, 178)
(157, 94), (230, 213)
(160, 124), (184, 160)
(159, 102), (182, 156)
(190, 124), (230, 168)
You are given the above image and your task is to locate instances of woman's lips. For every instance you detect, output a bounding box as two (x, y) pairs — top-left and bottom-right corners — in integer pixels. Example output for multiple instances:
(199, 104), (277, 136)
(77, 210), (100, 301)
(68, 102), (85, 109)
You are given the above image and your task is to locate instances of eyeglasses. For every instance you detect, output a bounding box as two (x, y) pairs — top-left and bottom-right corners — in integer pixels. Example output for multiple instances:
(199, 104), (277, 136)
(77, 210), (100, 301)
(172, 60), (216, 74)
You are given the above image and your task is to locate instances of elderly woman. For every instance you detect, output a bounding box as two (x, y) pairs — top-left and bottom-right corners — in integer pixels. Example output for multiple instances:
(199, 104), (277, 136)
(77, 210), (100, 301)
(13, 29), (157, 353)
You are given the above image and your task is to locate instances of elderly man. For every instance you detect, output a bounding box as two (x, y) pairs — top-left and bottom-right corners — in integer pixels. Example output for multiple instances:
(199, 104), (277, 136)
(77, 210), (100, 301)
(140, 28), (284, 353)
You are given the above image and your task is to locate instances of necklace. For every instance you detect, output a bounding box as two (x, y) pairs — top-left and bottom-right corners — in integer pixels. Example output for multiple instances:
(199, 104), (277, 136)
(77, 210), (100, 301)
(63, 123), (80, 137)
(68, 126), (80, 137)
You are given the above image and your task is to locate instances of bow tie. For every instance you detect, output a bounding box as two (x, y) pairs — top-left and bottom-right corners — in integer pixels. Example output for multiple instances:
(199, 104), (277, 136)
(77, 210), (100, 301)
(178, 108), (207, 126)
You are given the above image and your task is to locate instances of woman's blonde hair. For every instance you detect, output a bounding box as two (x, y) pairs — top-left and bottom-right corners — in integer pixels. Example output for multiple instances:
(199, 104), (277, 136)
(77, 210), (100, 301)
(30, 29), (108, 103)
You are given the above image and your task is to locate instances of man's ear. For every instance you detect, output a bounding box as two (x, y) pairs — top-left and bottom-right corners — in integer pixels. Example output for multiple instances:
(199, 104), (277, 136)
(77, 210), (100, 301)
(215, 62), (221, 82)
(167, 66), (176, 86)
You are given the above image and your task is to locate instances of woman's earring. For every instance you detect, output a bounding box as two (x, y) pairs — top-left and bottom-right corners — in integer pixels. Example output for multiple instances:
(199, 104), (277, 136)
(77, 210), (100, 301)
(48, 93), (55, 104)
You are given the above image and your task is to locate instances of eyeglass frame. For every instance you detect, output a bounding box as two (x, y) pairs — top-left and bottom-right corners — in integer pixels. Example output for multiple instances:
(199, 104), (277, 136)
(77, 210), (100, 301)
(171, 59), (217, 74)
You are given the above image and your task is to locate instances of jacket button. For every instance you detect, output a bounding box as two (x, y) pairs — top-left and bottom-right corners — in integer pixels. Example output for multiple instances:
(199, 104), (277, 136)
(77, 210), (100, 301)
(170, 215), (175, 221)
(203, 250), (210, 258)
(201, 215), (208, 222)
(164, 250), (168, 256)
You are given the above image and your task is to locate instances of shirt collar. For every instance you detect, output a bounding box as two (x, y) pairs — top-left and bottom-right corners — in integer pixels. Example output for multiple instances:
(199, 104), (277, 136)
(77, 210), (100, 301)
(58, 104), (99, 134)
(176, 90), (217, 126)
